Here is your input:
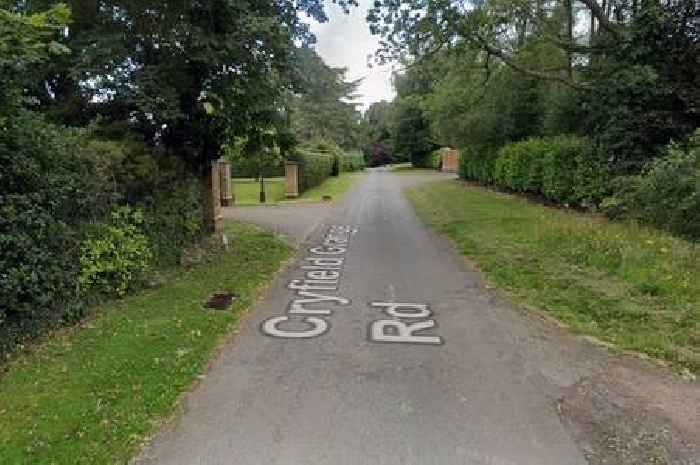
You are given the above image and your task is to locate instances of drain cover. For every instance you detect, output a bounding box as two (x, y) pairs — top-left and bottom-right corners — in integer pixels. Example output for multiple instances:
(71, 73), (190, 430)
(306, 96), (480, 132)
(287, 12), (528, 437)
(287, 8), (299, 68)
(204, 291), (236, 310)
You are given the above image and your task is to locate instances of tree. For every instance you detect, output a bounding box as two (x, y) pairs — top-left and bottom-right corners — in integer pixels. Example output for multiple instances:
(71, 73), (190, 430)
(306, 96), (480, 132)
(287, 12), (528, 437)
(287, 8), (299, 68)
(363, 100), (395, 163)
(290, 48), (364, 149)
(8, 0), (357, 232)
(367, 0), (699, 174)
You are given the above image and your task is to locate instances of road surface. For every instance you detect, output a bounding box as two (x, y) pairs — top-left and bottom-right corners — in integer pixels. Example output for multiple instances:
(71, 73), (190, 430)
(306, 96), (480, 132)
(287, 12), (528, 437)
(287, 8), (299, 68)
(136, 169), (698, 465)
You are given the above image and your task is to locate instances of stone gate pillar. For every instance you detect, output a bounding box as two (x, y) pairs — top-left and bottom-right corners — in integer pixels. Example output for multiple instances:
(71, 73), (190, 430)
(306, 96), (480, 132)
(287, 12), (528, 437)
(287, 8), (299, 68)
(285, 161), (299, 198)
(203, 159), (225, 238)
(219, 159), (233, 206)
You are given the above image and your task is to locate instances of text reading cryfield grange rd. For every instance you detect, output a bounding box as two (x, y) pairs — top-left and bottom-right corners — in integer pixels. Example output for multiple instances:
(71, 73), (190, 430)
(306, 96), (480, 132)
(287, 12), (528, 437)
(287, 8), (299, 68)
(261, 225), (443, 345)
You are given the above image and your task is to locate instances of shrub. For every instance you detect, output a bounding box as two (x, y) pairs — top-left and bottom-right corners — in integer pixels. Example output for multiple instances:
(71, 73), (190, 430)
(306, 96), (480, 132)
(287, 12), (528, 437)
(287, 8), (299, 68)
(422, 149), (442, 169)
(342, 150), (366, 172)
(140, 181), (202, 266)
(574, 144), (614, 207)
(288, 148), (334, 193)
(299, 140), (344, 176)
(79, 206), (153, 296)
(459, 145), (499, 183)
(541, 136), (586, 204)
(0, 112), (100, 352)
(494, 138), (547, 192)
(605, 135), (700, 240)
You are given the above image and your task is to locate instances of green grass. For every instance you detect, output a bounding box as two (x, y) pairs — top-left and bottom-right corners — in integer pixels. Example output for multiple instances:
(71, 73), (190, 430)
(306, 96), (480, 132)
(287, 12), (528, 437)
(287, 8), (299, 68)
(233, 177), (286, 204)
(0, 222), (291, 464)
(390, 163), (440, 174)
(407, 180), (700, 373)
(232, 172), (363, 205)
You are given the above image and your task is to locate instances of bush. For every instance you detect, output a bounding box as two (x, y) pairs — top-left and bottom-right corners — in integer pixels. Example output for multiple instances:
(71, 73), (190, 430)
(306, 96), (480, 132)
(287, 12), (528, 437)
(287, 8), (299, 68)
(79, 206), (153, 296)
(0, 114), (204, 355)
(605, 136), (700, 240)
(541, 136), (586, 204)
(342, 150), (366, 172)
(139, 180), (202, 266)
(288, 148), (334, 193)
(423, 149), (442, 169)
(459, 145), (499, 183)
(494, 138), (547, 192)
(0, 112), (99, 352)
(299, 140), (344, 176)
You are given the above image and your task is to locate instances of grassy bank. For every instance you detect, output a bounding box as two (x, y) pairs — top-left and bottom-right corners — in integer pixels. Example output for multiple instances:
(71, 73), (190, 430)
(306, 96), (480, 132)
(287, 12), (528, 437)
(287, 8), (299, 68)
(0, 222), (291, 464)
(232, 172), (363, 205)
(407, 180), (699, 373)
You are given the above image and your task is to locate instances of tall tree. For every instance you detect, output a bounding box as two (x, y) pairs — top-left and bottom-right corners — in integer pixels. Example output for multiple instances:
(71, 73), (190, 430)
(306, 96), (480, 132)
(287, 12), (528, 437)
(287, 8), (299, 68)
(7, 0), (357, 231)
(290, 47), (364, 149)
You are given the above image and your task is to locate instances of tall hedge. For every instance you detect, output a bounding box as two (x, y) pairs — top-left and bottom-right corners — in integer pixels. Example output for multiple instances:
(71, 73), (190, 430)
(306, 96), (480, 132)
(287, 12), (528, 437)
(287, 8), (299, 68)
(541, 136), (586, 204)
(1, 113), (98, 351)
(288, 149), (334, 193)
(459, 145), (499, 184)
(462, 137), (594, 205)
(0, 113), (205, 354)
(342, 150), (366, 172)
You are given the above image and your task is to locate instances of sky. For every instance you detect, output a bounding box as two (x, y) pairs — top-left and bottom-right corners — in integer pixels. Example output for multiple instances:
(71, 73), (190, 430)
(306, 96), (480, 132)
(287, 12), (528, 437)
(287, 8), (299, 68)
(308, 0), (396, 111)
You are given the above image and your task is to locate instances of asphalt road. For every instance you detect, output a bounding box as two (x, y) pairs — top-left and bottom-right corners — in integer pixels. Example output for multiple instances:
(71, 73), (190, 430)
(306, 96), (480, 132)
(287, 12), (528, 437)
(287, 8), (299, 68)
(136, 170), (695, 465)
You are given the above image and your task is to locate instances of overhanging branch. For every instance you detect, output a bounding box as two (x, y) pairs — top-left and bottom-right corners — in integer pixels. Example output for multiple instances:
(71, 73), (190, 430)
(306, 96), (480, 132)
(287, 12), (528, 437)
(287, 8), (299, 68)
(476, 36), (587, 90)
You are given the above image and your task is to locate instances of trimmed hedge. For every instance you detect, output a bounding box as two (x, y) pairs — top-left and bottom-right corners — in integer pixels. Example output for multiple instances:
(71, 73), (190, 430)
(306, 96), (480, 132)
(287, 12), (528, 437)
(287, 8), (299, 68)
(461, 137), (598, 205)
(494, 138), (547, 192)
(540, 136), (585, 203)
(422, 149), (442, 169)
(342, 150), (366, 172)
(288, 148), (334, 193)
(459, 145), (500, 184)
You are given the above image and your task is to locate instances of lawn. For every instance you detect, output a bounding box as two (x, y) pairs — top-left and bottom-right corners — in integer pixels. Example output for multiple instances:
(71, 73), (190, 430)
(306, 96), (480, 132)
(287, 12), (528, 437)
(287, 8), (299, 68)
(390, 163), (442, 174)
(0, 222), (291, 464)
(232, 172), (363, 205)
(407, 180), (700, 373)
(233, 177), (286, 204)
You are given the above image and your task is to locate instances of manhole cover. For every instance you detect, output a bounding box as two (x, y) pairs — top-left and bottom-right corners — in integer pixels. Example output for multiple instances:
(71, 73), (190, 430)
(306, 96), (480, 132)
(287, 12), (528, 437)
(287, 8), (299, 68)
(204, 291), (236, 310)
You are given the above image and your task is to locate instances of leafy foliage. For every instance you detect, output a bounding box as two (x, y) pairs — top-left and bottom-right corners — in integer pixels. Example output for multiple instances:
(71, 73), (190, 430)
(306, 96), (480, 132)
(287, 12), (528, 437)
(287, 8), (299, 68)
(341, 150), (366, 172)
(290, 48), (363, 149)
(79, 207), (152, 296)
(0, 112), (97, 351)
(288, 148), (334, 193)
(605, 134), (700, 239)
(459, 146), (500, 184)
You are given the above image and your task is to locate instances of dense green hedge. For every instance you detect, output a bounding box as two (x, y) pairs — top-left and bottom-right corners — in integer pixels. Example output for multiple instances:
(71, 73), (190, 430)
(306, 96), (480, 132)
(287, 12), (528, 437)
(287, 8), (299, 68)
(462, 137), (600, 205)
(0, 113), (204, 354)
(460, 134), (699, 240)
(421, 149), (442, 169)
(605, 134), (700, 240)
(342, 150), (366, 172)
(290, 141), (364, 193)
(459, 145), (500, 184)
(1, 112), (95, 351)
(288, 149), (334, 193)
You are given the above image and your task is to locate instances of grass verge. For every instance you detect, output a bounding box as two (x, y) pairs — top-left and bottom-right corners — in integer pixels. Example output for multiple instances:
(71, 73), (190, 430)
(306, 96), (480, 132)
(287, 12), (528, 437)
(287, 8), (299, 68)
(390, 163), (441, 174)
(407, 180), (699, 373)
(232, 172), (363, 205)
(0, 222), (291, 464)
